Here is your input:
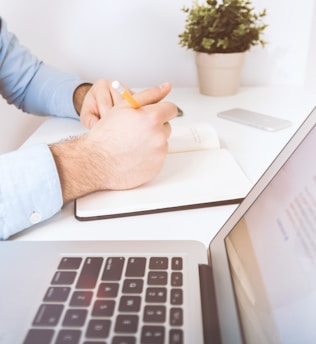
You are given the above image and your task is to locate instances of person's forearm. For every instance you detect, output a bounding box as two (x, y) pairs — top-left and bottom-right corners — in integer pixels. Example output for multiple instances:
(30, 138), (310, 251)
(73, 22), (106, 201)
(49, 135), (102, 203)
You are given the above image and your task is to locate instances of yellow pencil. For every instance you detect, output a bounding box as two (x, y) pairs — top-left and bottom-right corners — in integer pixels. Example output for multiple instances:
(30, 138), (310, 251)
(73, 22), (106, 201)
(112, 80), (140, 109)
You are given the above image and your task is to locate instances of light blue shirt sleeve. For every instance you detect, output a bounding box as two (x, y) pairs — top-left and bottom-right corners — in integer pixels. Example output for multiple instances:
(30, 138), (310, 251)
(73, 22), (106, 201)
(0, 18), (86, 239)
(0, 145), (63, 240)
(0, 17), (84, 118)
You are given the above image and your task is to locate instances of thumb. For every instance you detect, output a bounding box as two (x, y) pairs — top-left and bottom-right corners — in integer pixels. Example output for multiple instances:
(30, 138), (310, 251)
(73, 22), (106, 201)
(134, 82), (172, 107)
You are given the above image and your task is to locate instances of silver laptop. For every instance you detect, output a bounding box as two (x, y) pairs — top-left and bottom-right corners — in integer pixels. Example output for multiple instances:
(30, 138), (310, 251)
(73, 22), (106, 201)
(1, 106), (316, 344)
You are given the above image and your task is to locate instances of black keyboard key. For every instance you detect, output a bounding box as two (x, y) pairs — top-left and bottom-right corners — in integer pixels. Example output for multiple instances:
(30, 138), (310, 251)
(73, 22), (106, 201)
(119, 296), (141, 312)
(33, 304), (64, 326)
(62, 309), (87, 327)
(86, 319), (111, 338)
(115, 315), (139, 333)
(92, 300), (115, 317)
(145, 288), (167, 303)
(149, 257), (168, 270)
(141, 326), (165, 344)
(23, 329), (54, 344)
(170, 308), (183, 326)
(122, 279), (143, 294)
(52, 271), (76, 285)
(170, 289), (183, 305)
(70, 291), (93, 307)
(169, 329), (183, 344)
(97, 282), (119, 298)
(102, 257), (125, 281)
(112, 336), (136, 344)
(44, 286), (70, 302)
(147, 271), (168, 285)
(171, 258), (183, 271)
(143, 305), (166, 323)
(171, 272), (183, 287)
(56, 329), (81, 344)
(58, 257), (82, 270)
(126, 258), (146, 277)
(76, 257), (103, 289)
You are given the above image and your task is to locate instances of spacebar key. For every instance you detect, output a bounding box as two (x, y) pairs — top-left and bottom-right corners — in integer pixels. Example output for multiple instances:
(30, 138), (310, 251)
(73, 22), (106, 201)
(76, 257), (103, 289)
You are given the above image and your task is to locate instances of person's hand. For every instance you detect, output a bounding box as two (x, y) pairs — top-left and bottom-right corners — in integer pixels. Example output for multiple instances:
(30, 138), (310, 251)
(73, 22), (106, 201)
(84, 82), (176, 190)
(75, 79), (131, 129)
(51, 82), (177, 203)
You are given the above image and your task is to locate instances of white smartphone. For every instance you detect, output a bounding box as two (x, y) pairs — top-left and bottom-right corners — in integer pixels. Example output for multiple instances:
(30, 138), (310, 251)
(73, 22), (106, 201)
(217, 108), (292, 132)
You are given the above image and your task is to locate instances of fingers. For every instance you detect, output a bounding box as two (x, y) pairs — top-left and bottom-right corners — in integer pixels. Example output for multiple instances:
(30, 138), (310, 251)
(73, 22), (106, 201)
(80, 79), (119, 129)
(130, 83), (177, 123)
(132, 82), (172, 108)
(143, 100), (178, 125)
(92, 80), (116, 116)
(85, 114), (99, 129)
(164, 121), (172, 140)
(80, 80), (176, 130)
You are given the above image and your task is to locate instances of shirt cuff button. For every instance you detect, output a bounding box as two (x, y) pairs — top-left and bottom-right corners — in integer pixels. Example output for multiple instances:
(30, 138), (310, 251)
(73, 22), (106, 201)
(30, 211), (42, 224)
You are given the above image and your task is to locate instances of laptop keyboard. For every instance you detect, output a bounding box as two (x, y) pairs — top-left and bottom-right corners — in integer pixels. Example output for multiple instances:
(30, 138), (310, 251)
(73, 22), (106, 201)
(24, 256), (184, 344)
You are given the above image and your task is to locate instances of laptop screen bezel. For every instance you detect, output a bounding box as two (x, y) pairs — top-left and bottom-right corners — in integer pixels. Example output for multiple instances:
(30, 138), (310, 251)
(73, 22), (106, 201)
(208, 106), (316, 344)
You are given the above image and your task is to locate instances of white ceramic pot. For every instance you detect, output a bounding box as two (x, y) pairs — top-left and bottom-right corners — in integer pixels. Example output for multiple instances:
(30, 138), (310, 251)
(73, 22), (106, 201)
(195, 52), (245, 96)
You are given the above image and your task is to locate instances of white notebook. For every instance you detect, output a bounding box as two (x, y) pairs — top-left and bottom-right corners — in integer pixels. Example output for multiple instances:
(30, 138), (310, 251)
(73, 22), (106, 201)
(74, 122), (252, 220)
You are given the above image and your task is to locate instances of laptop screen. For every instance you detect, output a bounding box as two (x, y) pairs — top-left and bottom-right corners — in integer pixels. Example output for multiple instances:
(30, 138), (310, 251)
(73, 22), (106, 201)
(225, 124), (316, 343)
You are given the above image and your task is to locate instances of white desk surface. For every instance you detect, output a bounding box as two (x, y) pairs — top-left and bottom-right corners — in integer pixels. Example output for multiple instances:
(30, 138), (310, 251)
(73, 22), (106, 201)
(13, 86), (316, 244)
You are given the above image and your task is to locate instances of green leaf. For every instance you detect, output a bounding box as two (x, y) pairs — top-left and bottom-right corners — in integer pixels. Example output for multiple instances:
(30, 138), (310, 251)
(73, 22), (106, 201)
(179, 0), (268, 53)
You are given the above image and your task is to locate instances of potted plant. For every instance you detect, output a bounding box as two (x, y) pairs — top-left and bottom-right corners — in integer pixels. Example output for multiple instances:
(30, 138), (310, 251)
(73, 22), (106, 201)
(179, 0), (267, 96)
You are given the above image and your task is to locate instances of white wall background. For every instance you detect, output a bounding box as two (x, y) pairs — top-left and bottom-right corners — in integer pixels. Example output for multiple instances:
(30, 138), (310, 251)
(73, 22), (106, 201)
(0, 0), (315, 153)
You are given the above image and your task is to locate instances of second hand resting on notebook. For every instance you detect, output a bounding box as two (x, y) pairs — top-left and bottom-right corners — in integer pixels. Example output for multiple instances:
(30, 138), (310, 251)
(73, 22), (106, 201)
(50, 82), (178, 204)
